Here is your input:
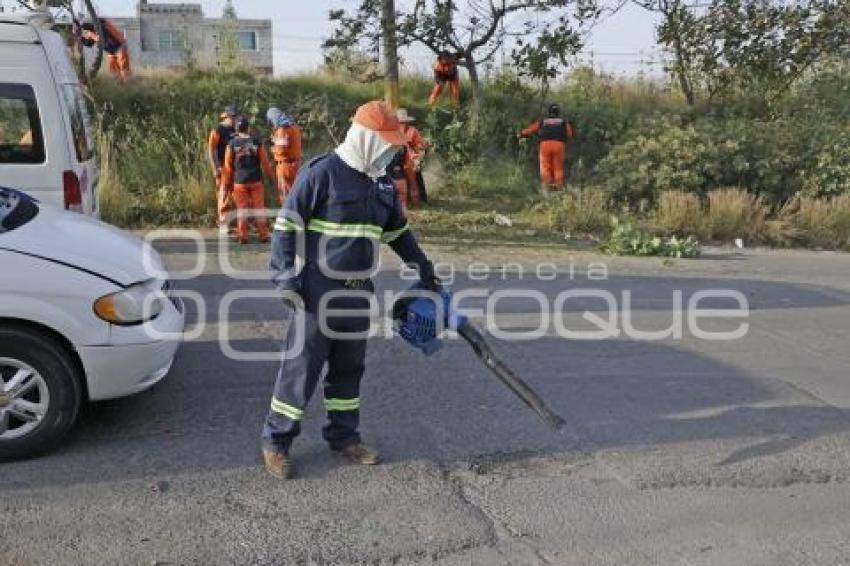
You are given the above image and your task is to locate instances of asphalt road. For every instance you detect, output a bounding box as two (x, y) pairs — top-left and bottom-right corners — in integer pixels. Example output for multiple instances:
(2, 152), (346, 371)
(4, 239), (850, 565)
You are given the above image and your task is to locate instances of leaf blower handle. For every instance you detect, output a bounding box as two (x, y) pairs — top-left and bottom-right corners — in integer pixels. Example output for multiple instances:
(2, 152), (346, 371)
(456, 320), (566, 430)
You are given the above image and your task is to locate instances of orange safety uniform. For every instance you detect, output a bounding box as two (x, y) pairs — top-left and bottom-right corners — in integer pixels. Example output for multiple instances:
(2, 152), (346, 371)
(387, 147), (420, 211)
(428, 57), (460, 105)
(99, 19), (131, 82)
(221, 134), (275, 243)
(520, 117), (574, 189)
(401, 123), (428, 166)
(269, 124), (303, 204)
(208, 121), (236, 226)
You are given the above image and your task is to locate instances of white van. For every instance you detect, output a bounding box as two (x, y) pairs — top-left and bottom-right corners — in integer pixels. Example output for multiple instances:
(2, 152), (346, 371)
(0, 14), (99, 216)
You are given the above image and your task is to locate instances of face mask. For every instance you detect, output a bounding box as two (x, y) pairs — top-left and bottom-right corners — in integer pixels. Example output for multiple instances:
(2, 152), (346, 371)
(372, 148), (399, 173)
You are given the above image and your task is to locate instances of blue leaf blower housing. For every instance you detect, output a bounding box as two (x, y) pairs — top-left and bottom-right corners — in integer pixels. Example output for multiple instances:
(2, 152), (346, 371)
(393, 283), (467, 356)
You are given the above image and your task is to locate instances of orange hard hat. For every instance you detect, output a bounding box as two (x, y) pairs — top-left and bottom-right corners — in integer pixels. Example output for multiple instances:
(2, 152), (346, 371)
(352, 100), (406, 147)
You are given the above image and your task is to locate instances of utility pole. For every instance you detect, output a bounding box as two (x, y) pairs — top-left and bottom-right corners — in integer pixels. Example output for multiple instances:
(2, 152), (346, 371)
(381, 0), (400, 109)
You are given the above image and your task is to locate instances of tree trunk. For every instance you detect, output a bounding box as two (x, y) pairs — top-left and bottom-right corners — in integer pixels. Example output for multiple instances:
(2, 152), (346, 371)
(463, 57), (482, 125)
(381, 0), (400, 108)
(667, 8), (695, 106)
(672, 40), (695, 106)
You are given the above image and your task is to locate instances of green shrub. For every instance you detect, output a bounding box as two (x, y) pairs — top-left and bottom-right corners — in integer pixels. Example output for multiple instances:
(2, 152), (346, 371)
(601, 217), (700, 258)
(799, 128), (850, 197)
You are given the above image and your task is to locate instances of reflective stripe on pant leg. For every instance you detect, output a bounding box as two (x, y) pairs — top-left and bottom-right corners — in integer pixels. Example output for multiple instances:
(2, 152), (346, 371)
(262, 310), (329, 453)
(322, 329), (368, 450)
(324, 397), (360, 411)
(270, 398), (304, 420)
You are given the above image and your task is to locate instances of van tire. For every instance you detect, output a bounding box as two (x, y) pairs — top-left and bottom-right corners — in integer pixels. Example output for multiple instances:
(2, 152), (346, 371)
(0, 327), (82, 461)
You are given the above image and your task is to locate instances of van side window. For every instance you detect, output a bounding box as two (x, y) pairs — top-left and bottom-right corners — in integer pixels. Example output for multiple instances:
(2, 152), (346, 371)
(0, 84), (45, 165)
(61, 85), (94, 163)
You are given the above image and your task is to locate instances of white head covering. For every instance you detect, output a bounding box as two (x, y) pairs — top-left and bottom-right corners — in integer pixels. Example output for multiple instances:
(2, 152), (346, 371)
(335, 122), (396, 180)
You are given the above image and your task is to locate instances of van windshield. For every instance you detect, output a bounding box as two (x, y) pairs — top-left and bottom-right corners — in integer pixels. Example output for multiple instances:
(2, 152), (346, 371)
(0, 188), (39, 234)
(0, 84), (45, 164)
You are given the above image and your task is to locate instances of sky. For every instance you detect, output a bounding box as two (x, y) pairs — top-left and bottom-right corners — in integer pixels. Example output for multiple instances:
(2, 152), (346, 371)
(2, 0), (663, 76)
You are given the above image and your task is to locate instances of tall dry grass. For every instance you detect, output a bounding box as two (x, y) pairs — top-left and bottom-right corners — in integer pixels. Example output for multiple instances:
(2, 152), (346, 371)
(524, 187), (611, 237)
(706, 188), (768, 243)
(779, 194), (850, 249)
(97, 128), (216, 227)
(650, 190), (706, 238)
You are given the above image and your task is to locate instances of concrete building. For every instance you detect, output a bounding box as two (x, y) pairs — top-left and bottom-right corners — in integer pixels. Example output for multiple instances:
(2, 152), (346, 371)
(109, 1), (273, 75)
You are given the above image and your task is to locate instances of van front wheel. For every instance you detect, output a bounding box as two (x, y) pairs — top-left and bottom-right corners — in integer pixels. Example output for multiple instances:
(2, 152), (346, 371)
(0, 328), (82, 461)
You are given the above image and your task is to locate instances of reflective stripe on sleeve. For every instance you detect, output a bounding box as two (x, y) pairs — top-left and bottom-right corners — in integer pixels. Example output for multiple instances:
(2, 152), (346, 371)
(274, 218), (303, 232)
(381, 222), (410, 243)
(307, 218), (383, 239)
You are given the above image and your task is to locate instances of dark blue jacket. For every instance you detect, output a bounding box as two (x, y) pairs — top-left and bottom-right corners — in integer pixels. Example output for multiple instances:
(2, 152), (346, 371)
(270, 152), (433, 293)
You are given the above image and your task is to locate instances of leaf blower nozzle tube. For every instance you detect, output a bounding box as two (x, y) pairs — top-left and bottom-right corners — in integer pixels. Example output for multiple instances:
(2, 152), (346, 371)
(393, 284), (566, 430)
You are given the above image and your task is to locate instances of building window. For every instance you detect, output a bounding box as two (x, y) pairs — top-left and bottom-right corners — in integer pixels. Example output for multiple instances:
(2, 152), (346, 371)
(236, 31), (258, 51)
(158, 30), (186, 52)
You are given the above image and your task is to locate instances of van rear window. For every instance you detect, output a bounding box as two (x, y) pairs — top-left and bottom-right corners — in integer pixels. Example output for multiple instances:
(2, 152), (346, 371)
(0, 84), (45, 165)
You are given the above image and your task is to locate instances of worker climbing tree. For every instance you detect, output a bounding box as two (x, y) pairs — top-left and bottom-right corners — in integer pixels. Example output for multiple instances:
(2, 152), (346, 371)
(428, 51), (460, 106)
(80, 18), (131, 83)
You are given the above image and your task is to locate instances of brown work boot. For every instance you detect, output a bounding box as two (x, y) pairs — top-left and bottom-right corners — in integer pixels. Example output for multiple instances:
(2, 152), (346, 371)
(263, 449), (292, 480)
(336, 443), (380, 465)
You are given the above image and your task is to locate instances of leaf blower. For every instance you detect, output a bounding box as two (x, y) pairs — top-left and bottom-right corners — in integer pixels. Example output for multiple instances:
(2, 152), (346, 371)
(393, 283), (566, 430)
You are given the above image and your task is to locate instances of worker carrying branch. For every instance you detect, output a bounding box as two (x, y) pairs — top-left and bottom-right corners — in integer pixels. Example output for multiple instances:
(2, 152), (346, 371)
(428, 51), (461, 106)
(80, 19), (131, 83)
(519, 103), (574, 192)
(262, 101), (440, 480)
(266, 107), (303, 205)
(221, 116), (274, 244)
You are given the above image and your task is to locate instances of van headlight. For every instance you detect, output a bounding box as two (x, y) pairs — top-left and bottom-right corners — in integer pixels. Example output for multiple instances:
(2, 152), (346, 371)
(93, 281), (164, 325)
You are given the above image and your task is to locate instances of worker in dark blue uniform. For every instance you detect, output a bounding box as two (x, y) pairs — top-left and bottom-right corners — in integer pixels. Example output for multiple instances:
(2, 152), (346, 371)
(262, 101), (440, 479)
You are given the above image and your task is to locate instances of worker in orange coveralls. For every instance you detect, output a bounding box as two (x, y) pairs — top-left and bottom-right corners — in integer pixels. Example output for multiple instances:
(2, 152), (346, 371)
(208, 105), (238, 231)
(519, 103), (574, 191)
(386, 145), (419, 212)
(266, 107), (303, 205)
(81, 19), (131, 82)
(428, 51), (460, 106)
(397, 108), (429, 203)
(221, 117), (275, 244)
